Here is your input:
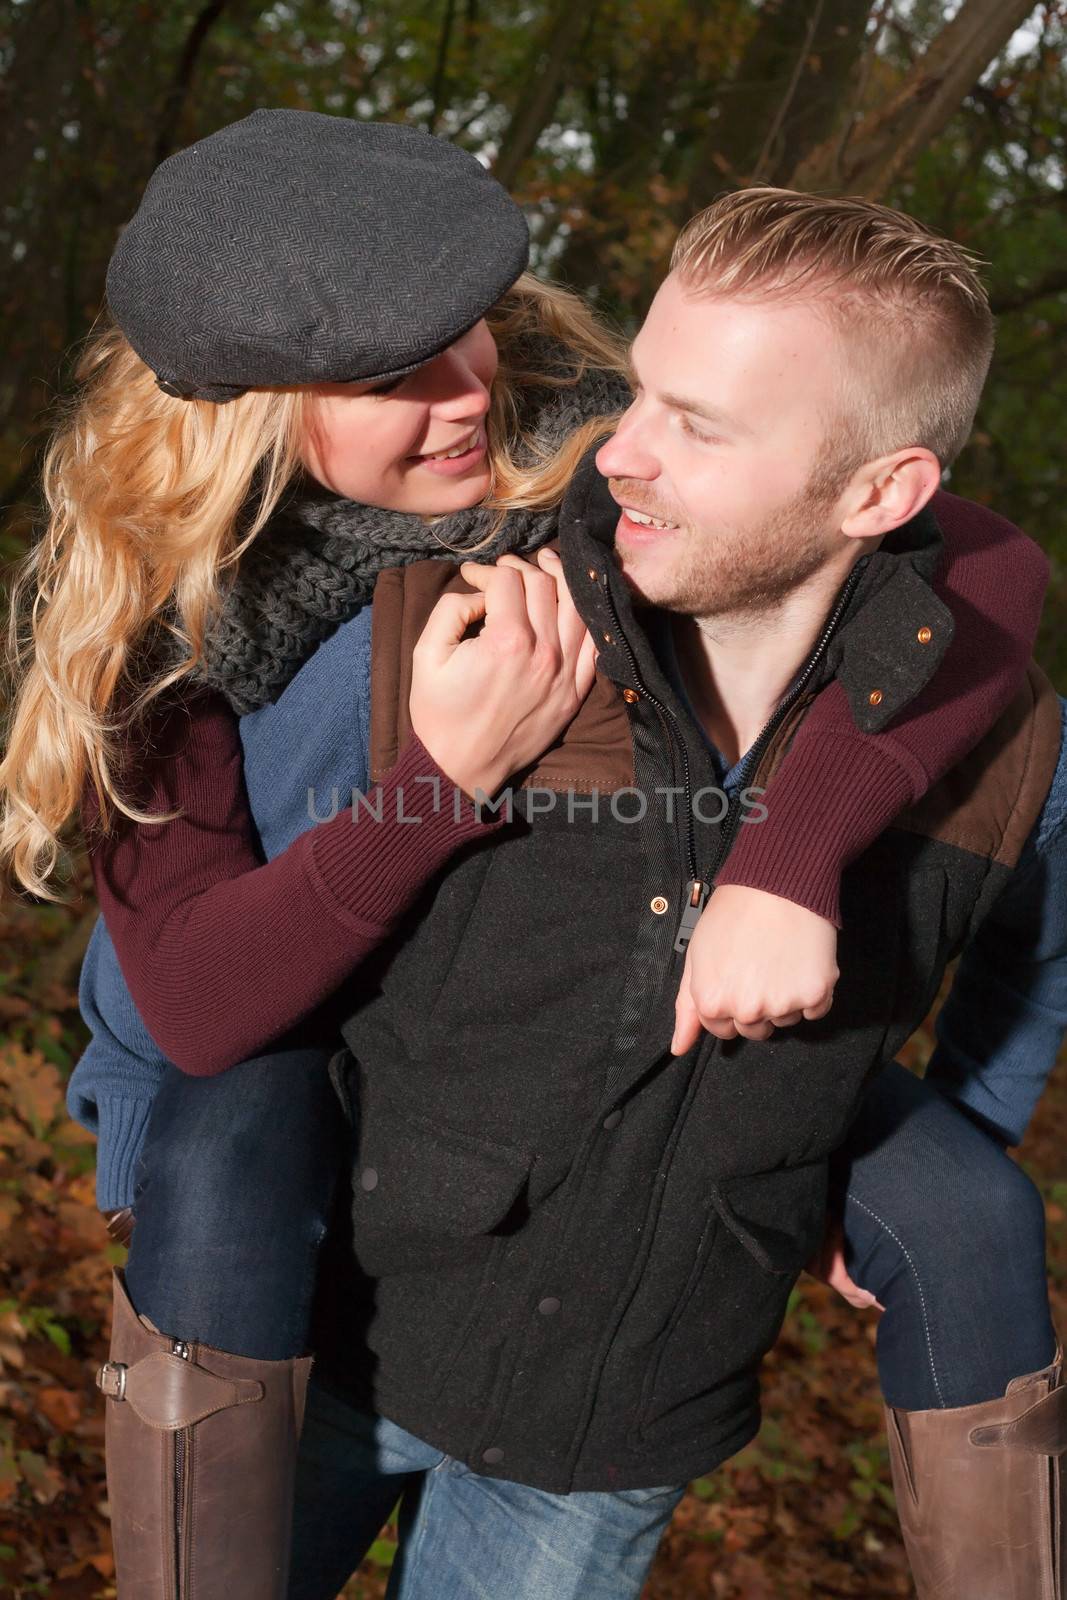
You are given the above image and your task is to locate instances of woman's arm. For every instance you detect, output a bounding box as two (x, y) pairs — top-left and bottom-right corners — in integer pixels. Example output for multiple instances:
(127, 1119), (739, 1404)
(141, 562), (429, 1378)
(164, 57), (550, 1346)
(84, 687), (503, 1078)
(85, 549), (595, 1078)
(924, 697), (1067, 1146)
(715, 492), (1050, 925)
(671, 494), (1050, 1052)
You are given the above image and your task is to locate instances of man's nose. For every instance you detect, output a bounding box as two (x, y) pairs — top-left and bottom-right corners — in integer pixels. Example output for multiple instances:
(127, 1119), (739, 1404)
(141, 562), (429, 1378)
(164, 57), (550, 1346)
(596, 404), (659, 482)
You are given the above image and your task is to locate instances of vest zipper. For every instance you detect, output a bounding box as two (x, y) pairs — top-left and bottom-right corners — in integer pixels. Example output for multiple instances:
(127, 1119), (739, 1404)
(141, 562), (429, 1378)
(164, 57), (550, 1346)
(602, 556), (867, 954)
(688, 554), (870, 945)
(171, 1338), (191, 1599)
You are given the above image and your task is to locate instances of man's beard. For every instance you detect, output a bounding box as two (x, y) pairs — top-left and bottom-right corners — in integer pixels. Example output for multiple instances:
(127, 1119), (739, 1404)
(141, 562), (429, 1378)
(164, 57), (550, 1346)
(611, 457), (848, 618)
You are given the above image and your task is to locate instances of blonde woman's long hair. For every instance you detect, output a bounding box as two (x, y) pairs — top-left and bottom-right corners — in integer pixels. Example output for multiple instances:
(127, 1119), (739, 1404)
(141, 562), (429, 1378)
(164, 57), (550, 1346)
(0, 272), (627, 902)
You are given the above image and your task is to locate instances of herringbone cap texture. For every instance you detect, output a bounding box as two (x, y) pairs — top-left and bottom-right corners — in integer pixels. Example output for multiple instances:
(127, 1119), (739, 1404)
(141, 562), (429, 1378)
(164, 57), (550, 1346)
(106, 108), (530, 402)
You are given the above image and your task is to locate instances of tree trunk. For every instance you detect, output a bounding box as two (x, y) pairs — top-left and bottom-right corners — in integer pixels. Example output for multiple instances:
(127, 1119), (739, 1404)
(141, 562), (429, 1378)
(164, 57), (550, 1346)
(791, 0), (1040, 196)
(493, 0), (598, 191)
(685, 0), (874, 212)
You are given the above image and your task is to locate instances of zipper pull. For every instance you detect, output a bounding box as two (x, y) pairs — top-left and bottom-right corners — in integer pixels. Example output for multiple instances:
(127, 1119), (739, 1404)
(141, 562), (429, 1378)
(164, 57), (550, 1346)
(674, 880), (709, 954)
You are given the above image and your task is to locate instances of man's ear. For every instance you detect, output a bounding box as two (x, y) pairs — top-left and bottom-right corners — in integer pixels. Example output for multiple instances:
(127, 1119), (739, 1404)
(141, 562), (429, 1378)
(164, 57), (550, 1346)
(839, 448), (942, 543)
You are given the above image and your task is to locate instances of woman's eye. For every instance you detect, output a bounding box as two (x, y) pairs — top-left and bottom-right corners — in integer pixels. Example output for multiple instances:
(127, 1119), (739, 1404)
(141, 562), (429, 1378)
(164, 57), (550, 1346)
(367, 375), (405, 397)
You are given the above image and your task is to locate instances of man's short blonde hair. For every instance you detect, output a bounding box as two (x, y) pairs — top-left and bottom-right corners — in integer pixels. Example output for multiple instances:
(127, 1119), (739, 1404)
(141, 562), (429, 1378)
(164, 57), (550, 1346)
(671, 188), (994, 471)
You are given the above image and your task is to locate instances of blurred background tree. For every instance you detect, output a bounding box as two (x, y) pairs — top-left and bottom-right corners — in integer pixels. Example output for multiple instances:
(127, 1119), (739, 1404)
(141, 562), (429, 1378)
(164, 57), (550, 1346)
(2, 0), (1065, 681)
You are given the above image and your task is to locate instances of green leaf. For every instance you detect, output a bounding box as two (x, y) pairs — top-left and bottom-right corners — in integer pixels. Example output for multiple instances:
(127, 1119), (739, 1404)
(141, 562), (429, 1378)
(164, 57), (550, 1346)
(367, 1538), (397, 1569)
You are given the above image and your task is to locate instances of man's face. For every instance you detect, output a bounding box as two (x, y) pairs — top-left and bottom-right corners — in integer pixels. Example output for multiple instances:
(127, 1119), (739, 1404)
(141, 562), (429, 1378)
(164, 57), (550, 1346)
(595, 273), (854, 614)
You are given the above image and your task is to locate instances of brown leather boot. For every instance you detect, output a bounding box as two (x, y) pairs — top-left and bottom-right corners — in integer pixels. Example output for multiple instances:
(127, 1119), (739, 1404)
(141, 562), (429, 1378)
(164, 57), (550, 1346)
(885, 1345), (1067, 1599)
(96, 1266), (313, 1599)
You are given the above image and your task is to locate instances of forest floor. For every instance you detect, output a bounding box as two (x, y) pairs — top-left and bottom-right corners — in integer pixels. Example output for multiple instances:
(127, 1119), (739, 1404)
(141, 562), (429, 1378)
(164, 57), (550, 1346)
(2, 858), (1064, 1600)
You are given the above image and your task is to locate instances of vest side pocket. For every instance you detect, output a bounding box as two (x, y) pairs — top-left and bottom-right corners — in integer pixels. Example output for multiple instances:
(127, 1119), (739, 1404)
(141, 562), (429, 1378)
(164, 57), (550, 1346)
(635, 1158), (827, 1449)
(350, 1062), (534, 1278)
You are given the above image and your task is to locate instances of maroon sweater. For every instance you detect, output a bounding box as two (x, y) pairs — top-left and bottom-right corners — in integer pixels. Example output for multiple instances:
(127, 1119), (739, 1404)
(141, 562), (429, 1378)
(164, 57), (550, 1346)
(84, 490), (1048, 1075)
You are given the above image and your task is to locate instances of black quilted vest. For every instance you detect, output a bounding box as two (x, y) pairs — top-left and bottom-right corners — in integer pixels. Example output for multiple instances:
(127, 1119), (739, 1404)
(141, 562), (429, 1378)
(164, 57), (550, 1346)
(310, 454), (1061, 1493)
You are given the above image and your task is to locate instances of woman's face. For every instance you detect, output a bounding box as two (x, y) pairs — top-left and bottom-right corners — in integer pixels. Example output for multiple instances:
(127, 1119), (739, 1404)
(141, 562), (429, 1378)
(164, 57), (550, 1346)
(300, 320), (499, 513)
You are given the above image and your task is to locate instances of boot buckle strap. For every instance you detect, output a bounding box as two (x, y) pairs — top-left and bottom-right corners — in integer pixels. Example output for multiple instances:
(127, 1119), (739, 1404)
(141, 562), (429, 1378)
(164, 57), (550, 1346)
(96, 1361), (127, 1400)
(96, 1350), (263, 1429)
(971, 1380), (1067, 1456)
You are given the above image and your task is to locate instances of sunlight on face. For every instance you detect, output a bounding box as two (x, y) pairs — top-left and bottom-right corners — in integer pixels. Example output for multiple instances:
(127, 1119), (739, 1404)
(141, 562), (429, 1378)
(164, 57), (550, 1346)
(594, 275), (851, 613)
(300, 320), (499, 514)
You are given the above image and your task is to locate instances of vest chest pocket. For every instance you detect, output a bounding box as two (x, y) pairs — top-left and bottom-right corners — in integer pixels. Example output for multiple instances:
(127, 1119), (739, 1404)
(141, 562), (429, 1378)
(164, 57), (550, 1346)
(349, 1063), (535, 1277)
(637, 1158), (828, 1447)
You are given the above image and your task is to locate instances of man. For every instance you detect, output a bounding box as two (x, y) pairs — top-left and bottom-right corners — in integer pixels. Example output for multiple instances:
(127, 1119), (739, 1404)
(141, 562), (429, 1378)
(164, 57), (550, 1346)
(77, 188), (1066, 1600)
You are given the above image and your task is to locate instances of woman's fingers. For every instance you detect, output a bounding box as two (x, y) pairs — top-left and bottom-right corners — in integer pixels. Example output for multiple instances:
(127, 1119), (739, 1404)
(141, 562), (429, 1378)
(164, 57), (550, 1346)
(463, 554), (593, 701)
(537, 547), (592, 672)
(415, 589), (488, 665)
(573, 628), (598, 700)
(459, 561), (535, 650)
(460, 556), (537, 649)
(493, 552), (561, 653)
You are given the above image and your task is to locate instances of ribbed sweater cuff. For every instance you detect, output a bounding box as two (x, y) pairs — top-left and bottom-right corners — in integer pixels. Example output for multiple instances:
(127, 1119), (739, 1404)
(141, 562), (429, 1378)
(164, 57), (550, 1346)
(715, 731), (921, 927)
(94, 1095), (154, 1212)
(306, 733), (508, 932)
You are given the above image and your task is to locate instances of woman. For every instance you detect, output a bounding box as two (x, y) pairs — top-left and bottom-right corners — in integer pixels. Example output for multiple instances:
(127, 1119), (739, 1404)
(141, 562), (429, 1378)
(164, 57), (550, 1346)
(1, 110), (1057, 1598)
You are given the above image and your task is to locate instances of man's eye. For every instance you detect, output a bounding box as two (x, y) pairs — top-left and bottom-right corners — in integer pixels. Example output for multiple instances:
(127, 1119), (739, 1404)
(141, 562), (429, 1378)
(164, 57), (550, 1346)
(681, 415), (718, 445)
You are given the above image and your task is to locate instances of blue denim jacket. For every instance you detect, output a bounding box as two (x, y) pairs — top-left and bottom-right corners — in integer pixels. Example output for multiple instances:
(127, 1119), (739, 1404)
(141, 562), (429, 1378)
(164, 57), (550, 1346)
(67, 596), (1067, 1209)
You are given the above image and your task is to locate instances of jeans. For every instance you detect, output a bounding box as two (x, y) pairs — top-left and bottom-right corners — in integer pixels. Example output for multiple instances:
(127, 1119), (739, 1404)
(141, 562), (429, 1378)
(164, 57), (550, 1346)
(124, 1047), (348, 1361)
(287, 1384), (683, 1600)
(833, 1057), (1057, 1408)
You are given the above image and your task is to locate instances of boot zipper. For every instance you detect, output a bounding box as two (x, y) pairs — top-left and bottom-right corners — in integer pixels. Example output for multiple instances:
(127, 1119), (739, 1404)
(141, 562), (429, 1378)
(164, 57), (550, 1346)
(601, 556), (867, 954)
(171, 1338), (191, 1599)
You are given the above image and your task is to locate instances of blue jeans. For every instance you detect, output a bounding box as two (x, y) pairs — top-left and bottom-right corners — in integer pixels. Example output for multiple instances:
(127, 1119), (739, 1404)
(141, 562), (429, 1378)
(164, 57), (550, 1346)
(833, 1057), (1056, 1408)
(287, 1384), (683, 1600)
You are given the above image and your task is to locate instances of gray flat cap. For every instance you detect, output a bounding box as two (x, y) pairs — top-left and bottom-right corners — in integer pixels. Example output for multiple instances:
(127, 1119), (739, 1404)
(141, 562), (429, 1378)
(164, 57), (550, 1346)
(106, 109), (530, 402)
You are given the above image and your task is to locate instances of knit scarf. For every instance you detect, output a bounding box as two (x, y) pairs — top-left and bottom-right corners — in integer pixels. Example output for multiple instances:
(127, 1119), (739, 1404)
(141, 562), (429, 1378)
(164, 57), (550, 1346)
(180, 345), (630, 715)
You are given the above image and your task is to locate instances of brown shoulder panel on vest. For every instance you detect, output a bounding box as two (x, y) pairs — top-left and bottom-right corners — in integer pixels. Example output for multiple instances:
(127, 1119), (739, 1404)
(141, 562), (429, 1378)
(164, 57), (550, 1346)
(893, 662), (1061, 869)
(369, 557), (635, 794)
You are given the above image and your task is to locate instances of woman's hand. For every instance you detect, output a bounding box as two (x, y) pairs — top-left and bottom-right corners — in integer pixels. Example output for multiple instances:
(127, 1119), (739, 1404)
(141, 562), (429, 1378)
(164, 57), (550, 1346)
(410, 548), (598, 801)
(805, 1208), (884, 1312)
(670, 885), (838, 1050)
(103, 1206), (135, 1248)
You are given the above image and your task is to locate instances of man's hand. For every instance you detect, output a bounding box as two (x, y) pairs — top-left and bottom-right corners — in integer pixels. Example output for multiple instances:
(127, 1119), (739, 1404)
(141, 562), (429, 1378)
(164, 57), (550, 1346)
(805, 1209), (884, 1312)
(670, 884), (839, 1051)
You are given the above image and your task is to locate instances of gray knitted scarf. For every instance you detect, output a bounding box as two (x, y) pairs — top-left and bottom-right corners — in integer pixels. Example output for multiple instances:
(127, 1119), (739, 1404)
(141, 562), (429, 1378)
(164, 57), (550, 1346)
(181, 344), (630, 715)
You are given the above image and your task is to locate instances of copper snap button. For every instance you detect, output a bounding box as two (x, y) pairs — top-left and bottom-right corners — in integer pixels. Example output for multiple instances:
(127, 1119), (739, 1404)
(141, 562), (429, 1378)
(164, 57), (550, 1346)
(868, 689), (883, 707)
(622, 688), (639, 704)
(917, 626), (933, 644)
(650, 896), (669, 915)
(602, 631), (614, 645)
(587, 567), (599, 581)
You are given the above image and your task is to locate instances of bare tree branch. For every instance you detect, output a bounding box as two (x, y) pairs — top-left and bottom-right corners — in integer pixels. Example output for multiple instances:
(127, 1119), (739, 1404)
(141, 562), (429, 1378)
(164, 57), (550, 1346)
(492, 0), (599, 190)
(153, 0), (231, 167)
(791, 0), (1041, 195)
(991, 268), (1067, 316)
(428, 0), (458, 134)
(751, 0), (827, 182)
(685, 0), (873, 211)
